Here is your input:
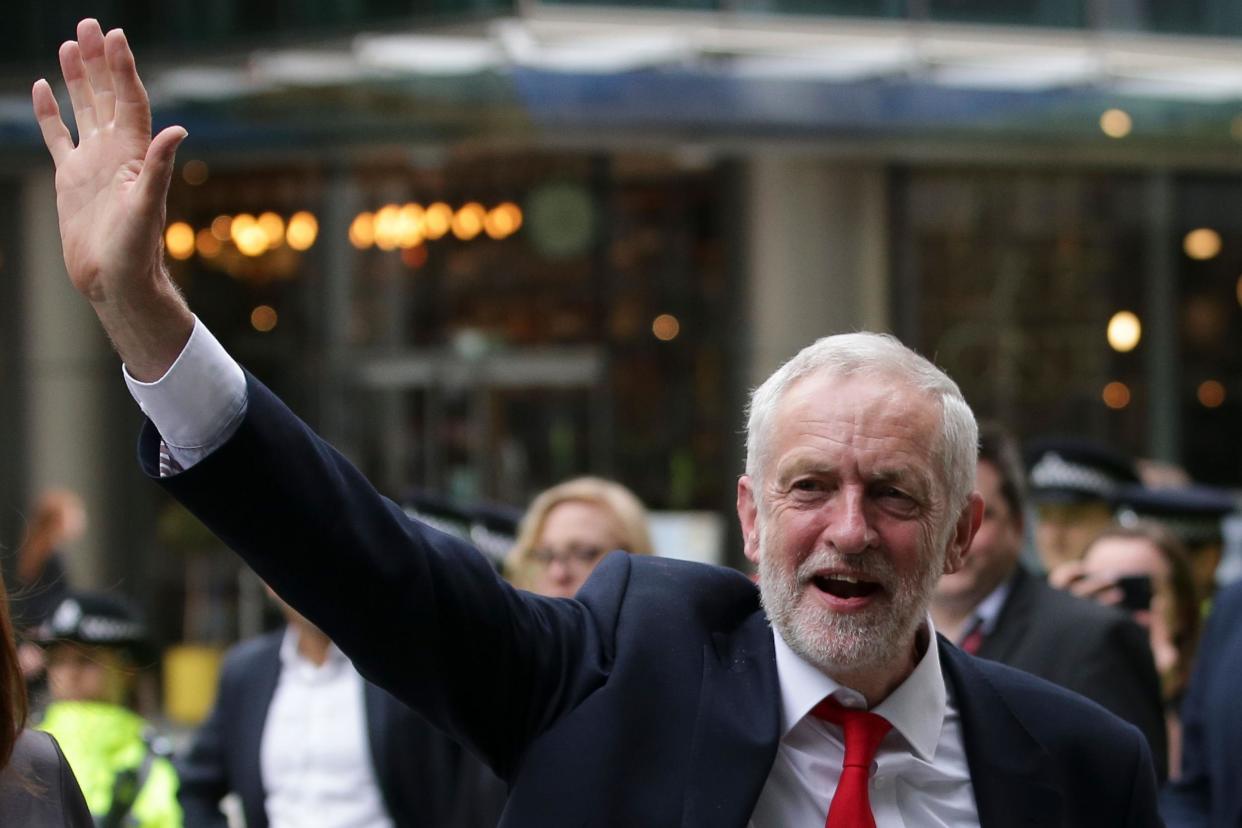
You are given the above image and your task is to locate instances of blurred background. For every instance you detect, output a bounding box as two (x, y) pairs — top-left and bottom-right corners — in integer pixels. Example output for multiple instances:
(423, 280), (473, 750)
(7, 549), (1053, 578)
(3, 0), (1242, 723)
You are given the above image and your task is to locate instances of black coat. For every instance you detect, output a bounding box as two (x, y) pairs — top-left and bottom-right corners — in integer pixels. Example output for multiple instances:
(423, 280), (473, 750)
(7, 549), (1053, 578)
(152, 373), (1162, 827)
(0, 730), (93, 827)
(976, 565), (1169, 780)
(1162, 580), (1242, 827)
(176, 629), (506, 828)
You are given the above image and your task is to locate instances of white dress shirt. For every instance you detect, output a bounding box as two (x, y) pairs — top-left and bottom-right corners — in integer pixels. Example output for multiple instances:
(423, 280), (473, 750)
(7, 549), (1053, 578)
(126, 318), (981, 827)
(259, 628), (394, 828)
(749, 622), (980, 827)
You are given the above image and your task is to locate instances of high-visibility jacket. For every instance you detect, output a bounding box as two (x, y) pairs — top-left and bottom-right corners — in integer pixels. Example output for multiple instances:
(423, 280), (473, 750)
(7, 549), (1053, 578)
(39, 701), (182, 828)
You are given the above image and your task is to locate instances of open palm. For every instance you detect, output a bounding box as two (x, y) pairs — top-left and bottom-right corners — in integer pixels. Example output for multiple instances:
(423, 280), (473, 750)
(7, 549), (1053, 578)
(32, 19), (186, 303)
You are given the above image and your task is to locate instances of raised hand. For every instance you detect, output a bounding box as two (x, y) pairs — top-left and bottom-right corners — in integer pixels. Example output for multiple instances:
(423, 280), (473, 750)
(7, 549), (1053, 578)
(32, 18), (194, 380)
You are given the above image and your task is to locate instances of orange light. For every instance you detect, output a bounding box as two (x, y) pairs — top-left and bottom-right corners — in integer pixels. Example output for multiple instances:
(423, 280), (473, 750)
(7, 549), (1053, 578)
(165, 222), (195, 260)
(195, 228), (221, 259)
(250, 305), (278, 333)
(373, 204), (402, 251)
(424, 202), (452, 240)
(349, 212), (375, 249)
(451, 202), (486, 241)
(257, 212), (285, 248)
(484, 202), (523, 239)
(397, 203), (425, 249)
(1198, 380), (1226, 409)
(286, 211), (318, 251)
(210, 214), (232, 242)
(401, 244), (428, 269)
(1184, 228), (1222, 261)
(1102, 381), (1131, 410)
(652, 313), (681, 342)
(1099, 109), (1132, 139)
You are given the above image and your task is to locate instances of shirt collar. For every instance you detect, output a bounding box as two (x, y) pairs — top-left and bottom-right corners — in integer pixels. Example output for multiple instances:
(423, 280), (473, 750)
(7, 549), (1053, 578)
(969, 575), (1014, 637)
(278, 625), (348, 675)
(772, 615), (948, 763)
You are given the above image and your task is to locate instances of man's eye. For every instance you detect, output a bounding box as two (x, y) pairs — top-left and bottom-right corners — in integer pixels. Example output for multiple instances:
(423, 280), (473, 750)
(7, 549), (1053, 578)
(791, 479), (823, 492)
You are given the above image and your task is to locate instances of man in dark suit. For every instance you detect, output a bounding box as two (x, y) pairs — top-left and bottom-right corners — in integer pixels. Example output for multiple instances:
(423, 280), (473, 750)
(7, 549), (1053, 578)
(176, 595), (506, 828)
(35, 20), (1161, 826)
(1161, 579), (1242, 826)
(932, 423), (1168, 779)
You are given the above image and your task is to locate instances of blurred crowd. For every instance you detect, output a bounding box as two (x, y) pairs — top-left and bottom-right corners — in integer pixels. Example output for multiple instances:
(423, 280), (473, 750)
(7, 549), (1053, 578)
(3, 421), (1240, 825)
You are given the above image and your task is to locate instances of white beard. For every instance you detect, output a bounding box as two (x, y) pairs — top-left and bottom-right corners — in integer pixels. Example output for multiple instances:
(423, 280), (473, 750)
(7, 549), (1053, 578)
(757, 527), (943, 676)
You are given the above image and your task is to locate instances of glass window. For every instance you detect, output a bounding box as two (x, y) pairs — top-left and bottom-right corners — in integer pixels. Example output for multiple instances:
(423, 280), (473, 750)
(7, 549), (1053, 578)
(895, 168), (1150, 453)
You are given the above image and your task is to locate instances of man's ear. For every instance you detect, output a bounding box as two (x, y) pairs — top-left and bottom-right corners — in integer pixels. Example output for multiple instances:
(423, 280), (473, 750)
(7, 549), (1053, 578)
(943, 491), (984, 575)
(737, 476), (761, 566)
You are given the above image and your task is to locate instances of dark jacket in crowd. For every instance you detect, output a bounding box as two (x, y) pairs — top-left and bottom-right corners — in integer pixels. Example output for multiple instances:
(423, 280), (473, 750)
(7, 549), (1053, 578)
(976, 565), (1169, 780)
(0, 729), (93, 827)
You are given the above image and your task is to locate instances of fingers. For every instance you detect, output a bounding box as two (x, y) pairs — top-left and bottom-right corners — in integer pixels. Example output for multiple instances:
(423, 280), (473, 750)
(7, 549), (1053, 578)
(58, 40), (96, 137)
(105, 28), (152, 139)
(31, 79), (74, 167)
(78, 19), (116, 125)
(135, 126), (189, 217)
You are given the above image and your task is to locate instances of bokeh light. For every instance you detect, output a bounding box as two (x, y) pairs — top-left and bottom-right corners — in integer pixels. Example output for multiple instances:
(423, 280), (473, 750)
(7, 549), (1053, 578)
(165, 222), (195, 260)
(424, 202), (452, 240)
(1198, 380), (1226, 409)
(349, 212), (375, 249)
(652, 313), (681, 341)
(286, 211), (318, 251)
(250, 305), (278, 332)
(1184, 228), (1222, 260)
(1107, 311), (1141, 352)
(257, 212), (285, 248)
(1100, 109), (1132, 139)
(451, 202), (486, 241)
(1102, 381), (1131, 410)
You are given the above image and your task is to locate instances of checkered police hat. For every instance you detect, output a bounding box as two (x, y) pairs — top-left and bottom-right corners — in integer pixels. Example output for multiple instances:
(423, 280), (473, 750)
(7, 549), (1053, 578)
(33, 592), (150, 655)
(1025, 437), (1140, 504)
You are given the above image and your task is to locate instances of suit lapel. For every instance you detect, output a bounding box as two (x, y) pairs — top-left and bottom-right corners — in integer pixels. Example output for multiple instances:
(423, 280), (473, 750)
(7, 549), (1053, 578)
(682, 609), (780, 828)
(240, 634), (284, 827)
(975, 567), (1033, 662)
(940, 639), (1065, 828)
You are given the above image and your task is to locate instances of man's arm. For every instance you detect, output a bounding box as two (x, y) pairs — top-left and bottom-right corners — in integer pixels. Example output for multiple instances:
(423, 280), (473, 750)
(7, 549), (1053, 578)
(32, 18), (193, 380)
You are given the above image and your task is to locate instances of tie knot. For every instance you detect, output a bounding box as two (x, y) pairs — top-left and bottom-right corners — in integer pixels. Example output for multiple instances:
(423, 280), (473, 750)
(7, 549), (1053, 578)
(811, 698), (892, 768)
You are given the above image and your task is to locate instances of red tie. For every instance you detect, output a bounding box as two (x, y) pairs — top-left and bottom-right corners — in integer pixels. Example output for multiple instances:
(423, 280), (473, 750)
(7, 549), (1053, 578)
(959, 618), (985, 655)
(811, 698), (892, 828)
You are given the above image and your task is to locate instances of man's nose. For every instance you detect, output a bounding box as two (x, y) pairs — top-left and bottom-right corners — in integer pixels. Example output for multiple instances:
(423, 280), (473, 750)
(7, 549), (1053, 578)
(823, 489), (875, 555)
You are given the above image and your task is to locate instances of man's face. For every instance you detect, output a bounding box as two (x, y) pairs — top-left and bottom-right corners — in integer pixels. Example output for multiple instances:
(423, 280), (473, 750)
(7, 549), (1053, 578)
(737, 371), (979, 679)
(934, 460), (1023, 608)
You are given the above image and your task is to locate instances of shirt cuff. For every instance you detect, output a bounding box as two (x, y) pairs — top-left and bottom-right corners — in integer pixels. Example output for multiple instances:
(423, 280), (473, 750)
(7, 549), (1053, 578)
(123, 316), (247, 473)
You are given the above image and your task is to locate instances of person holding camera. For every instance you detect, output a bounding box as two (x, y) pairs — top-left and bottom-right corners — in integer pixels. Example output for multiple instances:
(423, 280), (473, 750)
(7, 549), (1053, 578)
(1074, 524), (1201, 783)
(931, 423), (1168, 780)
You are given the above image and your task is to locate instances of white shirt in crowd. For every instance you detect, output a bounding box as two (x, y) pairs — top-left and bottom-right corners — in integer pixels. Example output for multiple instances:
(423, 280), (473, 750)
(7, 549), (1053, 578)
(259, 627), (393, 828)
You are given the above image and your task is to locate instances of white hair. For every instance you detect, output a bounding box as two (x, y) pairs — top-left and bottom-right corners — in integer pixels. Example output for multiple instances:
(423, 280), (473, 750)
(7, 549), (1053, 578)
(745, 332), (978, 513)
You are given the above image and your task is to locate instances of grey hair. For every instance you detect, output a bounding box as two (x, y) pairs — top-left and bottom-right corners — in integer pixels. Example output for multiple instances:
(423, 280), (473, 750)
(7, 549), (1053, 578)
(745, 332), (978, 512)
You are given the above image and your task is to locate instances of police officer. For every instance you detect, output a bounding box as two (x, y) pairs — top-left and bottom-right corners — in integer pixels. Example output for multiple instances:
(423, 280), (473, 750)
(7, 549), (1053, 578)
(34, 592), (181, 828)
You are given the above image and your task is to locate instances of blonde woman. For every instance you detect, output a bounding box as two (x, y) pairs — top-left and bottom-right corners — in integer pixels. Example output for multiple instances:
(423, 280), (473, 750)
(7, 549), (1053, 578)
(507, 478), (653, 598)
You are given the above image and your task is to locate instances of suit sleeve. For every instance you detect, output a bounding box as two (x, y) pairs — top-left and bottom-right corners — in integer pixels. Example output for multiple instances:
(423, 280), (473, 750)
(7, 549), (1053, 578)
(149, 372), (618, 778)
(175, 655), (238, 828)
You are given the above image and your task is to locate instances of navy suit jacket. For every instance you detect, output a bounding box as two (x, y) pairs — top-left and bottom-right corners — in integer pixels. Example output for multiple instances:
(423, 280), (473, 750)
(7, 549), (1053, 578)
(1162, 580), (1242, 827)
(175, 629), (507, 828)
(977, 566), (1168, 780)
(149, 374), (1162, 827)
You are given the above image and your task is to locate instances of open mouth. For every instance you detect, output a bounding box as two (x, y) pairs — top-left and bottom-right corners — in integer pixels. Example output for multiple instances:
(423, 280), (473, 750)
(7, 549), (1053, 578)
(811, 574), (882, 600)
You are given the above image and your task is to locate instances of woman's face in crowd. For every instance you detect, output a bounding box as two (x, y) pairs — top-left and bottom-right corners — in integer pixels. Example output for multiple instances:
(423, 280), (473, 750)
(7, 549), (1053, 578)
(530, 500), (627, 598)
(1081, 536), (1178, 691)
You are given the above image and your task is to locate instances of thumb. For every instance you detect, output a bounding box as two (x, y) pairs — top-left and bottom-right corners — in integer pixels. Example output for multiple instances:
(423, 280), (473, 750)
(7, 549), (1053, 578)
(135, 126), (188, 215)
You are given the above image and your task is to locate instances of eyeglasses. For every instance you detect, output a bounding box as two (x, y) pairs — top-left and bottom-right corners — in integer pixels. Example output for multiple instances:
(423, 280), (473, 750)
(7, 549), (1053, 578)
(529, 546), (612, 569)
